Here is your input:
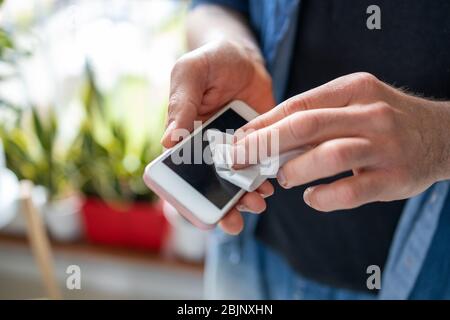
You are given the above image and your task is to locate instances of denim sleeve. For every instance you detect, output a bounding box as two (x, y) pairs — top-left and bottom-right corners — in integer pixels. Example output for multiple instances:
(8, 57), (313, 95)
(191, 0), (249, 15)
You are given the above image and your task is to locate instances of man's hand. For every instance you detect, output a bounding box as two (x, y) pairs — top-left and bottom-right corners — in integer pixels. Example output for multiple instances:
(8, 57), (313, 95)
(162, 39), (275, 235)
(233, 72), (450, 212)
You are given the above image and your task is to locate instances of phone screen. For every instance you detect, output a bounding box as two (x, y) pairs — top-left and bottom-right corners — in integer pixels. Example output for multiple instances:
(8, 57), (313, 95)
(163, 109), (247, 209)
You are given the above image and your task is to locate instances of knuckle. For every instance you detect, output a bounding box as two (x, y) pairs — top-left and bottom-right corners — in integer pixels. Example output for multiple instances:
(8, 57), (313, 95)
(171, 56), (189, 78)
(286, 115), (301, 141)
(214, 38), (238, 52)
(281, 98), (299, 117)
(167, 95), (180, 114)
(253, 115), (272, 132)
(324, 143), (348, 170)
(351, 72), (380, 94)
(287, 113), (322, 141)
(370, 102), (396, 131)
(300, 113), (321, 137)
(171, 52), (207, 79)
(288, 112), (320, 140)
(353, 72), (378, 87)
(282, 94), (314, 116)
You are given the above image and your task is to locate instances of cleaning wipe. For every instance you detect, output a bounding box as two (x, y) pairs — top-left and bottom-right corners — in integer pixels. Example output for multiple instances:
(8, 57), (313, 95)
(206, 129), (308, 192)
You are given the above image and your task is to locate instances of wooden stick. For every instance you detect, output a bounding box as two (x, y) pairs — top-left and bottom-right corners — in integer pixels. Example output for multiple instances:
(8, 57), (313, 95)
(20, 180), (62, 300)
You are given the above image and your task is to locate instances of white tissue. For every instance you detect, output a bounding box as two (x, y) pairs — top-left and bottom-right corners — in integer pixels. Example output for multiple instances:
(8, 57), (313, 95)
(206, 129), (307, 192)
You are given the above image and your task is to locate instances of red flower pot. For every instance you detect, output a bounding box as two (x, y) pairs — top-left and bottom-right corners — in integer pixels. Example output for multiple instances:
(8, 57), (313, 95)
(81, 198), (168, 251)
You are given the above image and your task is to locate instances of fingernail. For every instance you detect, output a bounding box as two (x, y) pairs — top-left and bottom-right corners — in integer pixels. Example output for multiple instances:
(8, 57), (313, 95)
(277, 169), (290, 189)
(236, 204), (249, 212)
(303, 187), (315, 207)
(259, 190), (273, 198)
(160, 121), (177, 144)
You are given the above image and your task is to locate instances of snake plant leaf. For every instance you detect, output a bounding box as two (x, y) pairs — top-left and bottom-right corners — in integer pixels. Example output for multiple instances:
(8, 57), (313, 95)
(48, 109), (58, 144)
(0, 28), (13, 59)
(1, 135), (38, 183)
(31, 106), (50, 151)
(111, 122), (126, 153)
(83, 61), (105, 118)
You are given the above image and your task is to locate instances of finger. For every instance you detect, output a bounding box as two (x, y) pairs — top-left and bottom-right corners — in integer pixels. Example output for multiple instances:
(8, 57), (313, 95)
(232, 107), (373, 168)
(219, 208), (243, 235)
(277, 137), (376, 188)
(235, 191), (267, 214)
(239, 72), (384, 134)
(303, 170), (386, 212)
(161, 55), (208, 148)
(255, 180), (274, 198)
(238, 73), (377, 133)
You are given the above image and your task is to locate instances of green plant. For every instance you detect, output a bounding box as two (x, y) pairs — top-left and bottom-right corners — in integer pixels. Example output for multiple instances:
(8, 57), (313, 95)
(0, 0), (172, 204)
(0, 62), (165, 203)
(0, 28), (13, 60)
(0, 17), (20, 114)
(0, 1), (75, 199)
(0, 106), (76, 199)
(69, 63), (165, 203)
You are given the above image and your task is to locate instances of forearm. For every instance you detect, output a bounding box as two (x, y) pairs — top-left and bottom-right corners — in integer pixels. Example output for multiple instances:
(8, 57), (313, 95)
(187, 4), (263, 62)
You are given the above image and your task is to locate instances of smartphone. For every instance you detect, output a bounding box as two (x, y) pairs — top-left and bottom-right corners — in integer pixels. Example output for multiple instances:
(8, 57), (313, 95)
(143, 100), (259, 229)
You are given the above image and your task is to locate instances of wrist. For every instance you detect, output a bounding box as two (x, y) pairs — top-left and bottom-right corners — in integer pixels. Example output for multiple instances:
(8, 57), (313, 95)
(430, 101), (450, 181)
(235, 38), (265, 66)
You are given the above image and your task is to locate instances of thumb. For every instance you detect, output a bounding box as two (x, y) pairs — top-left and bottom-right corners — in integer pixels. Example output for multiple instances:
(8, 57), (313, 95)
(161, 55), (207, 148)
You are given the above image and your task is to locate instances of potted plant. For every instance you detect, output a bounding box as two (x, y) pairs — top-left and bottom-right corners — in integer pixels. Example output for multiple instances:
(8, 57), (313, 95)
(71, 64), (169, 251)
(0, 20), (21, 230)
(0, 105), (82, 241)
(0, 18), (81, 241)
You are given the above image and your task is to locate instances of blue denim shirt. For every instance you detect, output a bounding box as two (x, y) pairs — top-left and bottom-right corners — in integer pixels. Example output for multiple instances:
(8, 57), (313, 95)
(193, 0), (450, 299)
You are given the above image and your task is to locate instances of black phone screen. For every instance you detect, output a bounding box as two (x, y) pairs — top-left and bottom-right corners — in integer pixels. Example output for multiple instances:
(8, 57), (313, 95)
(163, 109), (247, 209)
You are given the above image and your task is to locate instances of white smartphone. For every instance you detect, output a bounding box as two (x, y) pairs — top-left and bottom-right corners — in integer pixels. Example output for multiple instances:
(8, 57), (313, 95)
(143, 100), (259, 229)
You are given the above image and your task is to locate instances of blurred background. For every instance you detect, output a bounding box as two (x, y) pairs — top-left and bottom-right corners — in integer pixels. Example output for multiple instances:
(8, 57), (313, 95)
(0, 0), (207, 299)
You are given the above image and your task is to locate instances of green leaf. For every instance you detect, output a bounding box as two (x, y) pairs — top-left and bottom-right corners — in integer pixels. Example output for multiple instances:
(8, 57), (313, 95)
(48, 109), (58, 143)
(2, 138), (35, 178)
(0, 28), (14, 59)
(31, 107), (49, 150)
(83, 61), (105, 117)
